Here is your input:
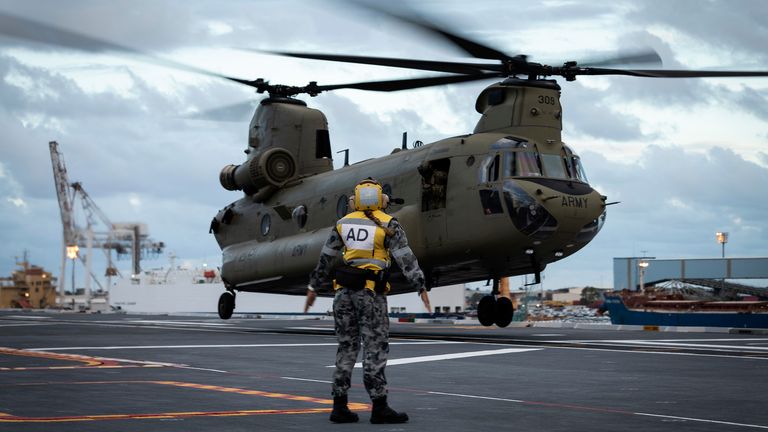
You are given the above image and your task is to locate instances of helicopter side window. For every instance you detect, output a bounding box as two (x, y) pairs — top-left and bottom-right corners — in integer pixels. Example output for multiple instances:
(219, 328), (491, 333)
(336, 195), (349, 218)
(483, 154), (500, 182)
(316, 130), (332, 159)
(260, 214), (271, 236)
(292, 205), (308, 229)
(540, 153), (568, 179)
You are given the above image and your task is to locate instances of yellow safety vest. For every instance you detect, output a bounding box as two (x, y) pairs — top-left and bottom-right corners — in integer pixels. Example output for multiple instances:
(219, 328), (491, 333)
(335, 210), (393, 291)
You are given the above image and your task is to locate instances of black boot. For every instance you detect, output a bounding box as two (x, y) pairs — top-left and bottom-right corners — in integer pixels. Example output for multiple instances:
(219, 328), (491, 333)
(330, 395), (359, 423)
(370, 396), (409, 424)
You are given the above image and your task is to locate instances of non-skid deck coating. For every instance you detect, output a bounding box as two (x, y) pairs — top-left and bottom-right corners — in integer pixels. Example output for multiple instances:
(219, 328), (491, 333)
(1, 311), (766, 431)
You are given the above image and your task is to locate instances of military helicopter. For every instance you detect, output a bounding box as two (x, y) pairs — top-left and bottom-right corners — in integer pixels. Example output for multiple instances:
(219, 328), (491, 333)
(3, 7), (767, 327)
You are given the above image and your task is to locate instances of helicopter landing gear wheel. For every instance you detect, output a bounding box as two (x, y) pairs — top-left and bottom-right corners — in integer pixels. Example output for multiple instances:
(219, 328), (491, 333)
(494, 297), (514, 328)
(477, 296), (496, 327)
(218, 291), (235, 320)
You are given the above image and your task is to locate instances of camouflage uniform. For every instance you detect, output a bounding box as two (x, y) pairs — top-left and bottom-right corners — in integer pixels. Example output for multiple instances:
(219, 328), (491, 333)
(310, 218), (425, 399)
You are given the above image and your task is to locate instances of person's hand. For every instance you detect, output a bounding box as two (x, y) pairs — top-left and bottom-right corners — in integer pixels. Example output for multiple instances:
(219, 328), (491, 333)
(304, 287), (317, 313)
(419, 289), (431, 313)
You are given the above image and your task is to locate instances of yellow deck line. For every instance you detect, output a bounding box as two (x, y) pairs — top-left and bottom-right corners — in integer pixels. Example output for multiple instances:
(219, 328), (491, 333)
(0, 380), (370, 423)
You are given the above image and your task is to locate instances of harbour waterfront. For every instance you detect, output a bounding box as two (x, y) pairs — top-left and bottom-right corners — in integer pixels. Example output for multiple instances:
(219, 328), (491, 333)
(1, 311), (766, 431)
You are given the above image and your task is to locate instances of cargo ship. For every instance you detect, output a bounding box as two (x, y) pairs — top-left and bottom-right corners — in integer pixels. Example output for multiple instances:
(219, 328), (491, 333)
(603, 294), (768, 328)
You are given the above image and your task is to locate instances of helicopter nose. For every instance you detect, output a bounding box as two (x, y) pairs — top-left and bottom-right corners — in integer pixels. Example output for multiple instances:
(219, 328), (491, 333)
(503, 181), (558, 241)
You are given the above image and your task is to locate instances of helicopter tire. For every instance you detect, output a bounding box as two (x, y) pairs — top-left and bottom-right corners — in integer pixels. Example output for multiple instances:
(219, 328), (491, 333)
(218, 291), (235, 320)
(494, 297), (514, 328)
(477, 296), (496, 327)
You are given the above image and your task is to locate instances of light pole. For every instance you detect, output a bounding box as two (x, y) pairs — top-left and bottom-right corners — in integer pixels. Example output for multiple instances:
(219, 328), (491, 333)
(66, 245), (79, 294)
(716, 232), (728, 258)
(638, 260), (649, 292)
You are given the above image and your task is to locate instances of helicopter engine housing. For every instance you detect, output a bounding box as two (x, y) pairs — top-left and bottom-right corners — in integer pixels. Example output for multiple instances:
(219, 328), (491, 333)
(219, 147), (298, 195)
(219, 98), (334, 201)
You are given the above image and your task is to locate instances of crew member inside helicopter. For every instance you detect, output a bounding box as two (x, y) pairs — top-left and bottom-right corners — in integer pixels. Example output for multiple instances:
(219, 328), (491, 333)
(305, 177), (431, 424)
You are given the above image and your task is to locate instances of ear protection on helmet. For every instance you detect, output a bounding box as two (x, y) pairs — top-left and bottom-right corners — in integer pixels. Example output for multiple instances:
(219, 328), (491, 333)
(349, 178), (389, 211)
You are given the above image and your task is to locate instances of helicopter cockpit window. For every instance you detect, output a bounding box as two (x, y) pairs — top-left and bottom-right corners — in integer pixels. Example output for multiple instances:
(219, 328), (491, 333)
(292, 205), (307, 229)
(540, 153), (568, 179)
(514, 152), (542, 177)
(479, 189), (503, 215)
(572, 156), (589, 183)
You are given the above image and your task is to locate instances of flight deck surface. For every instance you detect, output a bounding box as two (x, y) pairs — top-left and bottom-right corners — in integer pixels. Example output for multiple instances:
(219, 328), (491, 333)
(1, 311), (766, 431)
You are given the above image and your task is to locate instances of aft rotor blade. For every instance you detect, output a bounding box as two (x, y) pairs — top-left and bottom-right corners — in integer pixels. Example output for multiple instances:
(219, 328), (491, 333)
(351, 2), (511, 60)
(186, 100), (258, 122)
(315, 72), (502, 93)
(262, 50), (500, 74)
(0, 11), (264, 89)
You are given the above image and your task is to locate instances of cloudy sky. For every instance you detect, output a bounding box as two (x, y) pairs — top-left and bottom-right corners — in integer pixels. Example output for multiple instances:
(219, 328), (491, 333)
(0, 0), (766, 291)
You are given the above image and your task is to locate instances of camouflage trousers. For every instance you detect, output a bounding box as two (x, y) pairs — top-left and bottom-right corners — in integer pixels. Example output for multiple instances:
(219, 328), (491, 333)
(331, 287), (389, 399)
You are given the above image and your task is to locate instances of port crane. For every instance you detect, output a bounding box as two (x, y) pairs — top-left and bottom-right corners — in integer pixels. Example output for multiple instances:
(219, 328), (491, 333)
(49, 141), (165, 300)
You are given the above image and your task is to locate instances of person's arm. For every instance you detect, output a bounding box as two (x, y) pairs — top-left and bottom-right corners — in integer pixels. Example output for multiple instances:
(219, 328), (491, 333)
(387, 219), (431, 312)
(305, 227), (343, 312)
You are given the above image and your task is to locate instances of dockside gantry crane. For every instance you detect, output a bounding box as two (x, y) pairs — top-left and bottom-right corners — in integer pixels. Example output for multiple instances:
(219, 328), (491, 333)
(49, 141), (164, 299)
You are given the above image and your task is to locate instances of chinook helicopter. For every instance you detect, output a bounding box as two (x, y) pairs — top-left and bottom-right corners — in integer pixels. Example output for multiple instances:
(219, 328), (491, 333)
(3, 6), (767, 327)
(208, 9), (768, 326)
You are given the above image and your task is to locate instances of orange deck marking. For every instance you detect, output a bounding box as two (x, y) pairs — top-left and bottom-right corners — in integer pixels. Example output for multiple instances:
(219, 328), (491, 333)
(0, 380), (370, 423)
(0, 347), (165, 371)
(0, 408), (334, 423)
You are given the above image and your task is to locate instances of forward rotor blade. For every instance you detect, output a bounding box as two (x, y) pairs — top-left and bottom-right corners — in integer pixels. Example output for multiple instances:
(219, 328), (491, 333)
(262, 50), (500, 74)
(315, 72), (502, 93)
(0, 11), (261, 89)
(351, 2), (510, 60)
(570, 67), (768, 78)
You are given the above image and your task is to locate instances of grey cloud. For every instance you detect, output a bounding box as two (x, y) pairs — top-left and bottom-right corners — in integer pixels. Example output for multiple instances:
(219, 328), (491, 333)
(554, 145), (768, 287)
(729, 86), (768, 121)
(627, 0), (768, 63)
(584, 145), (768, 237)
(313, 92), (446, 164)
(561, 81), (647, 141)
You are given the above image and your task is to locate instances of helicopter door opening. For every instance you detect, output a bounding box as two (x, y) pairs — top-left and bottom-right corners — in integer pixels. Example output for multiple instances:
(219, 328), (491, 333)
(419, 158), (450, 248)
(420, 159), (449, 212)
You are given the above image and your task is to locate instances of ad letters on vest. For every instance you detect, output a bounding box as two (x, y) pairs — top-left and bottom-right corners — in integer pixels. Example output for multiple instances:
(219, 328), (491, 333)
(342, 224), (375, 251)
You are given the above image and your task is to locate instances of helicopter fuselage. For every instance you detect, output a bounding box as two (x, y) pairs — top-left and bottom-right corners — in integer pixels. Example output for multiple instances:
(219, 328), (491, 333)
(211, 78), (607, 296)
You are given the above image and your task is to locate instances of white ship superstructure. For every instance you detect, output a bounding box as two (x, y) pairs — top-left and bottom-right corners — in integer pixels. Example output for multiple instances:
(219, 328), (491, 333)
(110, 266), (464, 315)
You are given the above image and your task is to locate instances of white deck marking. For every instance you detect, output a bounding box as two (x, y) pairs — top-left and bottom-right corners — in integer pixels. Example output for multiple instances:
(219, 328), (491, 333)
(0, 323), (51, 328)
(430, 391), (768, 430)
(126, 320), (232, 327)
(2, 315), (51, 320)
(333, 347), (541, 368)
(281, 376), (333, 384)
(632, 412), (768, 429)
(29, 343), (340, 351)
(599, 340), (768, 351)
